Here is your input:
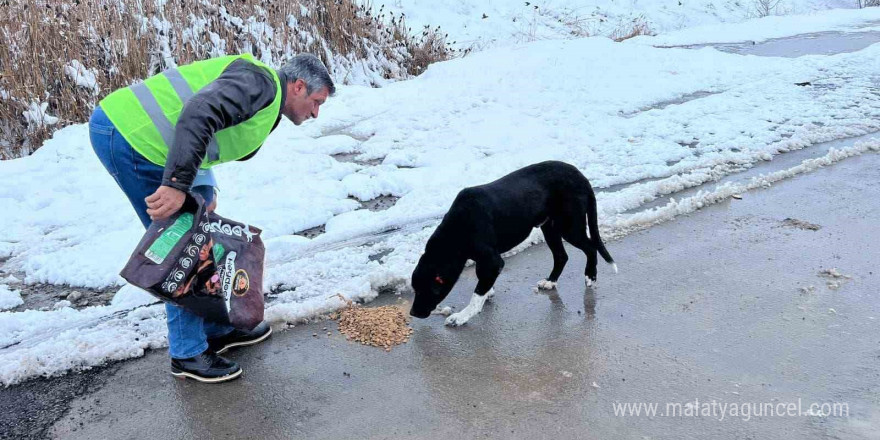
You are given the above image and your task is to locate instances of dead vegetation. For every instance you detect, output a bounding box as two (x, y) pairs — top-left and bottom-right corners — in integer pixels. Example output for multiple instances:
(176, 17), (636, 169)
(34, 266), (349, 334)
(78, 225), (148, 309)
(611, 16), (654, 42)
(750, 0), (783, 18)
(511, 3), (654, 43)
(0, 0), (452, 158)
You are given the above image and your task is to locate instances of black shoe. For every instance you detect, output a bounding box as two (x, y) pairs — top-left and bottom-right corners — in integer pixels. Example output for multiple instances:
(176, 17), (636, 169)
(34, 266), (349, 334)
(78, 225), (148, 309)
(170, 351), (242, 383)
(208, 321), (273, 354)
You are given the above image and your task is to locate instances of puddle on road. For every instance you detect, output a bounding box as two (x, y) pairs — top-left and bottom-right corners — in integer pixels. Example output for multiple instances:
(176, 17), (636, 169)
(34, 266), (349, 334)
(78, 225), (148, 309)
(720, 30), (880, 57)
(673, 30), (880, 58)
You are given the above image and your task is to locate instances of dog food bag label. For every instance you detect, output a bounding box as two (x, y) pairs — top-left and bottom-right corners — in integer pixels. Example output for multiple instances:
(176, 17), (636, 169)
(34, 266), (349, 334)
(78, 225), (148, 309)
(120, 194), (265, 329)
(145, 213), (194, 264)
(205, 213), (266, 330)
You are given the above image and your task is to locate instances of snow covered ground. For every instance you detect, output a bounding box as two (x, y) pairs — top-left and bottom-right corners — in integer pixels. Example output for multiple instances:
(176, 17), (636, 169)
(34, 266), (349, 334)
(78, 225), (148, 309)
(1, 7), (880, 385)
(377, 0), (858, 49)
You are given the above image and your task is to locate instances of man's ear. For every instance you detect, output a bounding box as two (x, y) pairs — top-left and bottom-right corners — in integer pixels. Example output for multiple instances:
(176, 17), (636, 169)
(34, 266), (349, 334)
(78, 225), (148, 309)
(293, 79), (307, 95)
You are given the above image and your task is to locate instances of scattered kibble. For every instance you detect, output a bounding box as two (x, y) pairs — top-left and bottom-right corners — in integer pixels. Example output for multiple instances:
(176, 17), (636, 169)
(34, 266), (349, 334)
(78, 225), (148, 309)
(333, 303), (414, 351)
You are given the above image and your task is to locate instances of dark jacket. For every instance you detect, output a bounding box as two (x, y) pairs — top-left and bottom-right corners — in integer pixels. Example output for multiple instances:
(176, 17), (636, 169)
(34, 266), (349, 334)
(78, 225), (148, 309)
(161, 59), (287, 191)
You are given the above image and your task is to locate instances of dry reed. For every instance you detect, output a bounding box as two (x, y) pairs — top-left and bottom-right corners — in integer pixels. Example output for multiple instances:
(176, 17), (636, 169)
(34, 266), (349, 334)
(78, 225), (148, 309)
(0, 0), (452, 158)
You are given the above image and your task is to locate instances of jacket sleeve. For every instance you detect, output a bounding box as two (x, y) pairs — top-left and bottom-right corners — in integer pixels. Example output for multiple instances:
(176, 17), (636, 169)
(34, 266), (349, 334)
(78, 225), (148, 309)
(161, 60), (278, 191)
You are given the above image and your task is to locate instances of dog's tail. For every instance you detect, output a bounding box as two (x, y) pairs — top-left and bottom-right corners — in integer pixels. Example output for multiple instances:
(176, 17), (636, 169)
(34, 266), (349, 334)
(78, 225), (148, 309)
(586, 191), (617, 273)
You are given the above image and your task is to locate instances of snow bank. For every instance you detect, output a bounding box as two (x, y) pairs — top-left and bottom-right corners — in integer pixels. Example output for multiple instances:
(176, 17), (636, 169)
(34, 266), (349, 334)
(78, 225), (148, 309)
(0, 303), (168, 385)
(607, 138), (880, 234)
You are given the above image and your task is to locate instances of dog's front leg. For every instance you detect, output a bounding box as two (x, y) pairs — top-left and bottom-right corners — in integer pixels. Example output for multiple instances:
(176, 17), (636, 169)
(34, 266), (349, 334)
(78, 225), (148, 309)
(446, 252), (504, 326)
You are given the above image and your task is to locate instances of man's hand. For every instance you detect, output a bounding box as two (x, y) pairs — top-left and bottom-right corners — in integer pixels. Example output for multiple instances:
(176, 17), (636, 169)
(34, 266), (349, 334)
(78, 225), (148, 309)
(145, 186), (186, 221)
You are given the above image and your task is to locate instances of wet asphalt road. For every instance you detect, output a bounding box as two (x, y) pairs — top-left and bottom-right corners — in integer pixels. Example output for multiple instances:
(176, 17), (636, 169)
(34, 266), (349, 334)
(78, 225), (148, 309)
(31, 150), (880, 439)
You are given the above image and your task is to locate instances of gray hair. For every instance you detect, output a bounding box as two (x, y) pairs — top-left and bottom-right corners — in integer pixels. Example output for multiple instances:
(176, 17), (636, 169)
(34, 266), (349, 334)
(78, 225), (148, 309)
(279, 54), (336, 96)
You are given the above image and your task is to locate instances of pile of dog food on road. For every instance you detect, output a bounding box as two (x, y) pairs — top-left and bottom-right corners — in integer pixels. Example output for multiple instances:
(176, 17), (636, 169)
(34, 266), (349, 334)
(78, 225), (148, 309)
(333, 304), (414, 351)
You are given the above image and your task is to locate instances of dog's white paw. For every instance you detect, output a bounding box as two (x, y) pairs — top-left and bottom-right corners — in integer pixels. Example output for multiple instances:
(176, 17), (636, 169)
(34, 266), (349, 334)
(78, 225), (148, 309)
(445, 312), (470, 326)
(485, 288), (496, 301)
(585, 276), (594, 287)
(444, 293), (488, 326)
(537, 279), (557, 290)
(611, 263), (619, 274)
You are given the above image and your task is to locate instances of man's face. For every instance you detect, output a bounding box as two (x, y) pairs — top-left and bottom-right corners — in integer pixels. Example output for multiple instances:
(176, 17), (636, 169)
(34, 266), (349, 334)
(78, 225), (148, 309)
(282, 79), (329, 125)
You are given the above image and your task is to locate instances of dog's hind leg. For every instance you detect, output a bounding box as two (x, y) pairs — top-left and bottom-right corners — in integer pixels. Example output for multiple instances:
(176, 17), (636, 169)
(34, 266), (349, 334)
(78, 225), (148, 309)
(558, 206), (600, 286)
(537, 222), (567, 290)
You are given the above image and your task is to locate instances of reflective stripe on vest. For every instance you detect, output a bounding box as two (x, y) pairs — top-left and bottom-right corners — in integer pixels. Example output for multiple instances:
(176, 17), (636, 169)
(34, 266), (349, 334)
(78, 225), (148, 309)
(131, 68), (221, 162)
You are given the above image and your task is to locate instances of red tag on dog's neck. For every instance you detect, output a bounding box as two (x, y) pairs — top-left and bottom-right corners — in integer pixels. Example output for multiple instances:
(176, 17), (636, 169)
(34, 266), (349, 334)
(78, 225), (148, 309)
(435, 276), (444, 285)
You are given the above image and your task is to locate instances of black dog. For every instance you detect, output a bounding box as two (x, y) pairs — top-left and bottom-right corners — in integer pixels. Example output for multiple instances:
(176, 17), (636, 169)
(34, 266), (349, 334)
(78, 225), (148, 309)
(410, 161), (616, 326)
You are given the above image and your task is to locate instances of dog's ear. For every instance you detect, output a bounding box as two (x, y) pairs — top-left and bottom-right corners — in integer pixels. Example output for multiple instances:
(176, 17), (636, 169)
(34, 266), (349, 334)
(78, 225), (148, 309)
(434, 276), (445, 285)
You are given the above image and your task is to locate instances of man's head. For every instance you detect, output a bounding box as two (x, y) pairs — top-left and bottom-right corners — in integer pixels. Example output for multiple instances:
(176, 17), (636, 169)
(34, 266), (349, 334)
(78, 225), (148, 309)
(279, 54), (335, 125)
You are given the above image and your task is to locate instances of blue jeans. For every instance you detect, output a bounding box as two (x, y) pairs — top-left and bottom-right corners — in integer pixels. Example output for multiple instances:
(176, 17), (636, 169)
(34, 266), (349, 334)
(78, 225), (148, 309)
(89, 106), (233, 359)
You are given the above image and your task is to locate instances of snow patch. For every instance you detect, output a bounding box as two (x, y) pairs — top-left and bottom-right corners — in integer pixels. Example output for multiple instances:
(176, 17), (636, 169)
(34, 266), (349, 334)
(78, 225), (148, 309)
(0, 285), (23, 311)
(64, 60), (99, 93)
(22, 102), (59, 129)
